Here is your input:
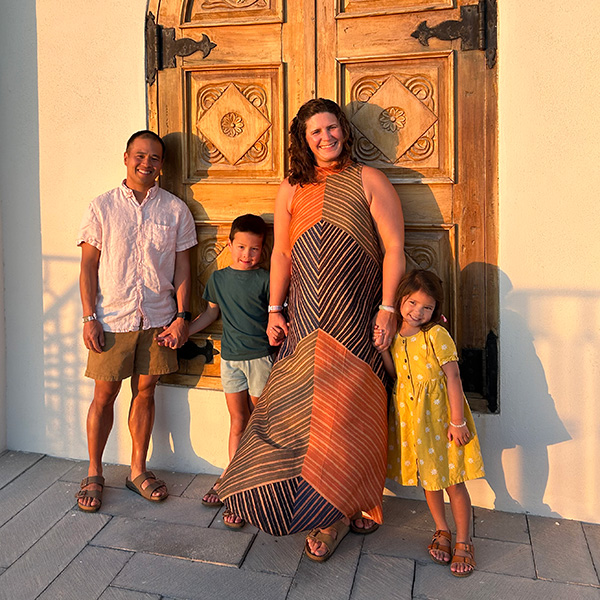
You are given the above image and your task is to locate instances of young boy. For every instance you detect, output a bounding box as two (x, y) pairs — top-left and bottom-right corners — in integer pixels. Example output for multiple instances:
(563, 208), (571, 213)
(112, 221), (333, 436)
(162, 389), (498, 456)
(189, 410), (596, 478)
(190, 214), (272, 527)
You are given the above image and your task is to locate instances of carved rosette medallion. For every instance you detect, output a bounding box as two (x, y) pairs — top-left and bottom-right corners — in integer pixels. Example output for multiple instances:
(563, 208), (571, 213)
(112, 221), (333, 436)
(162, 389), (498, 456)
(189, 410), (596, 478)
(351, 75), (437, 164)
(196, 83), (271, 165)
(221, 112), (244, 137)
(379, 107), (406, 132)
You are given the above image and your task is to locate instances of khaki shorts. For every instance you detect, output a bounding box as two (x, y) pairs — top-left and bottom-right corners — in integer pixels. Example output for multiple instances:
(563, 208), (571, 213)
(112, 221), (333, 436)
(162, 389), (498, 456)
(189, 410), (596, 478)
(85, 327), (178, 382)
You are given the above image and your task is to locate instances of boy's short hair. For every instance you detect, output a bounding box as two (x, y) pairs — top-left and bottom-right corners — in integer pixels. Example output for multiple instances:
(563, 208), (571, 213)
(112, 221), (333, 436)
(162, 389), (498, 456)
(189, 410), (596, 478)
(229, 214), (267, 243)
(126, 130), (166, 158)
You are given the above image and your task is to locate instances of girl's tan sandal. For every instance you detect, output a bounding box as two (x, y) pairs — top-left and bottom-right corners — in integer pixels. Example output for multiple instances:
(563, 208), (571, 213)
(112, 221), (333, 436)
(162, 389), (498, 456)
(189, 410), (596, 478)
(428, 529), (452, 565)
(451, 540), (476, 577)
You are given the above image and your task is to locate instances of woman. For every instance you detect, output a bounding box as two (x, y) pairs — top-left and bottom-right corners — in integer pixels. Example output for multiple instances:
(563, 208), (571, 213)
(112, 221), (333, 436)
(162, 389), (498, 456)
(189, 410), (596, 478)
(218, 98), (405, 560)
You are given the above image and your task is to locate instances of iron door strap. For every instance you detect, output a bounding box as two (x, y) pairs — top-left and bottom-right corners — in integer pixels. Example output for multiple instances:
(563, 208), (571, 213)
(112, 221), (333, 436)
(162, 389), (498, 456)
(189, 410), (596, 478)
(146, 12), (217, 85)
(411, 0), (497, 68)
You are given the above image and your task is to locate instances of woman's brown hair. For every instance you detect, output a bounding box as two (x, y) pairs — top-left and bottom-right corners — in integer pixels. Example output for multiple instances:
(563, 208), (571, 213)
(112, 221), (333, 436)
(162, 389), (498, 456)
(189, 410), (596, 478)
(288, 98), (354, 186)
(393, 269), (444, 332)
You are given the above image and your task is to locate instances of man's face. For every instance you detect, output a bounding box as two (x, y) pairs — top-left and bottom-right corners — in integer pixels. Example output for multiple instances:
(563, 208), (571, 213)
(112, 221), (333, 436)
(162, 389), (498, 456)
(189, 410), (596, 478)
(124, 137), (164, 192)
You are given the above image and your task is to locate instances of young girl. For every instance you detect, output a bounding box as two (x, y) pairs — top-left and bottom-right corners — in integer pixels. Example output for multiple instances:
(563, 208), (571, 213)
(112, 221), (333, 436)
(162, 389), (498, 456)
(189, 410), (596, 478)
(377, 269), (485, 577)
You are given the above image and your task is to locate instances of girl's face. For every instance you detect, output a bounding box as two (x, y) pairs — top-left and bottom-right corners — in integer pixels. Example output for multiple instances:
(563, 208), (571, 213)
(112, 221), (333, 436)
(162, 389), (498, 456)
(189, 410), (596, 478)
(304, 112), (344, 166)
(400, 289), (436, 334)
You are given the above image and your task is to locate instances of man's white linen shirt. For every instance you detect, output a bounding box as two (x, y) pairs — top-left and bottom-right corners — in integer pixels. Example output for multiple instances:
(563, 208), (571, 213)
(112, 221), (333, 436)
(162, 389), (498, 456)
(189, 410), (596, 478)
(77, 181), (197, 333)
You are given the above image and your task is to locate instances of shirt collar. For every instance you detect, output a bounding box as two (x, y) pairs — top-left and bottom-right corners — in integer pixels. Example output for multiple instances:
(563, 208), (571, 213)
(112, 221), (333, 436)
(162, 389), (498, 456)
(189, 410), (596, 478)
(120, 180), (159, 205)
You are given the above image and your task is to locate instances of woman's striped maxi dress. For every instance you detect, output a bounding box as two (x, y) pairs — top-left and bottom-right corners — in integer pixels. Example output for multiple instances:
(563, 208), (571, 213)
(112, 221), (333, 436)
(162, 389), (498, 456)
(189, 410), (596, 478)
(218, 162), (389, 536)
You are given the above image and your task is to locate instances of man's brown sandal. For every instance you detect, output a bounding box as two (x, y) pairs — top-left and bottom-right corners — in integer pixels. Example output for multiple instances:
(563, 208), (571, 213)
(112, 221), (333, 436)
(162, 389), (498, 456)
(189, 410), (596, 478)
(76, 475), (105, 513)
(428, 530), (452, 564)
(451, 540), (476, 577)
(125, 471), (168, 502)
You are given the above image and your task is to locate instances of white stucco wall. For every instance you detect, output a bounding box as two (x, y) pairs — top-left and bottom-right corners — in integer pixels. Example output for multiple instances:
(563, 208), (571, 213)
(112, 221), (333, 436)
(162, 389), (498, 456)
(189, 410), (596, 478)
(1, 1), (599, 522)
(0, 0), (41, 453)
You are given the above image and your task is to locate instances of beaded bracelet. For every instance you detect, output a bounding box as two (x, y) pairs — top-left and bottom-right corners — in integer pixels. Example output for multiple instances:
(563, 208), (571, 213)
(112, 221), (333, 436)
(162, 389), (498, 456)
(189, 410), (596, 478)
(450, 420), (467, 428)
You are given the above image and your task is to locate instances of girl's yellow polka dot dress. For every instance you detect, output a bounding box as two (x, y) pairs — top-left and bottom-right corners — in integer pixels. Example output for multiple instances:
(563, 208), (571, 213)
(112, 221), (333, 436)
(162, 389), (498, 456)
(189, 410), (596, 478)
(387, 325), (485, 491)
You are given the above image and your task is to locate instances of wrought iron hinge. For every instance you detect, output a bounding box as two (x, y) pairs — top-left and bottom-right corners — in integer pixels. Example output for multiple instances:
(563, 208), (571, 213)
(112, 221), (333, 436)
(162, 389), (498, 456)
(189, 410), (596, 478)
(411, 0), (497, 68)
(146, 12), (217, 85)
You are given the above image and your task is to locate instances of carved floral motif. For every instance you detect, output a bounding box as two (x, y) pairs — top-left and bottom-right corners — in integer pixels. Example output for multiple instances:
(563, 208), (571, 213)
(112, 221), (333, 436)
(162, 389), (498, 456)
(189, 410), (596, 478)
(221, 112), (244, 137)
(379, 107), (406, 132)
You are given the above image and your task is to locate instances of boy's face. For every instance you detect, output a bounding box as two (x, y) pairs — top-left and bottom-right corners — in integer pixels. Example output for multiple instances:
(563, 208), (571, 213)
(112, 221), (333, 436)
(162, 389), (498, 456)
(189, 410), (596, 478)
(228, 231), (263, 270)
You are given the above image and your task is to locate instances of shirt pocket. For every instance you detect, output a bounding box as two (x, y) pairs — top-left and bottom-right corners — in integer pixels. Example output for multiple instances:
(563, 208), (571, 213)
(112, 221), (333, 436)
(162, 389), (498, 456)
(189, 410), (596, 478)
(148, 221), (176, 253)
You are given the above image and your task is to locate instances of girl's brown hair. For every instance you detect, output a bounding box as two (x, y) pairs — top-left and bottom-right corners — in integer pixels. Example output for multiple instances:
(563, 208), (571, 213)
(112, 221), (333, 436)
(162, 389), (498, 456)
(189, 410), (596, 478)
(288, 98), (354, 186)
(393, 269), (444, 331)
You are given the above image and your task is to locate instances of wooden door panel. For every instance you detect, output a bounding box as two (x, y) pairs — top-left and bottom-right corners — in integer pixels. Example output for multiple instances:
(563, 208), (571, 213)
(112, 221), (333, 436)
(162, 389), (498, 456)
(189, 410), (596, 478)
(341, 52), (454, 183)
(186, 65), (284, 182)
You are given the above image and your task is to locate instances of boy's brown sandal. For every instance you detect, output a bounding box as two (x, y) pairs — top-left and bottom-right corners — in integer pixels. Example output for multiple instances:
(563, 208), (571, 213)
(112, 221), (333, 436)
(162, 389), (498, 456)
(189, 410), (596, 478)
(201, 477), (223, 507)
(428, 529), (452, 564)
(451, 541), (476, 577)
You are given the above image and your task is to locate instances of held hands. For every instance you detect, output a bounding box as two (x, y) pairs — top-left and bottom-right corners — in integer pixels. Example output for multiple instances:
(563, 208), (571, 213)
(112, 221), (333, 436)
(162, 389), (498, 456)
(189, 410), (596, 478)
(267, 311), (288, 346)
(448, 421), (471, 446)
(83, 320), (105, 353)
(373, 309), (396, 352)
(155, 319), (189, 349)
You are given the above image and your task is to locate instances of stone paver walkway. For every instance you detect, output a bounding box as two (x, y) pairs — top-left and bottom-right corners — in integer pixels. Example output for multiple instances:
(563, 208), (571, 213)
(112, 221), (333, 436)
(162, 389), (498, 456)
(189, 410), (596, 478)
(0, 451), (598, 600)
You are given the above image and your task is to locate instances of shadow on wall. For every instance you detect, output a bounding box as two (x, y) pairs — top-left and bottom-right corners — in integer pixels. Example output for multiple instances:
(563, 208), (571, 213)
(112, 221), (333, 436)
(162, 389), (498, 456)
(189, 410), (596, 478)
(474, 266), (572, 516)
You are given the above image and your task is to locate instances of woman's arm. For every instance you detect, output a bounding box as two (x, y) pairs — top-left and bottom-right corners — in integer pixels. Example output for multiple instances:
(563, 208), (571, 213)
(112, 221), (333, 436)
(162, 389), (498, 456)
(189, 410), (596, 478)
(442, 360), (471, 446)
(363, 166), (406, 351)
(267, 178), (295, 345)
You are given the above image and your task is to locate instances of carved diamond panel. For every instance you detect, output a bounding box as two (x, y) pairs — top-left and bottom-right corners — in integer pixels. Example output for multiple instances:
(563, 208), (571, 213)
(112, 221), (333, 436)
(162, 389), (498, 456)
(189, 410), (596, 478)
(184, 0), (282, 24)
(342, 52), (454, 182)
(351, 76), (437, 163)
(197, 83), (271, 164)
(187, 65), (283, 181)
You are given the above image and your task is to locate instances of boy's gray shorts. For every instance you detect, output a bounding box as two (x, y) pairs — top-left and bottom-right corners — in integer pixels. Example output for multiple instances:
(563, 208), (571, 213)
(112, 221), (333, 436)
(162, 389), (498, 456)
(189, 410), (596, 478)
(220, 355), (273, 397)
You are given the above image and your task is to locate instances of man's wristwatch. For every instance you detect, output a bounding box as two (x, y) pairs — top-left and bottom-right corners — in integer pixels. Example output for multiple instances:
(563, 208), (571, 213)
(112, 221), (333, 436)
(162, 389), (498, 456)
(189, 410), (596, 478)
(176, 311), (192, 321)
(82, 313), (97, 323)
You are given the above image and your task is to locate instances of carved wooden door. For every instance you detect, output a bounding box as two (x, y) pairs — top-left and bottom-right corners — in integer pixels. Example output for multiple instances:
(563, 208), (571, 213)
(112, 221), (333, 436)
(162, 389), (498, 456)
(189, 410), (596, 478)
(148, 0), (498, 411)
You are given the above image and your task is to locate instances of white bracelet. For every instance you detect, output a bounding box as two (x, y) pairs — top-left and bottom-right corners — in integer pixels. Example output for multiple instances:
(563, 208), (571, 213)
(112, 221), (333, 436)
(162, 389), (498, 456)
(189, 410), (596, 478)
(450, 420), (467, 428)
(268, 305), (284, 313)
(379, 305), (396, 313)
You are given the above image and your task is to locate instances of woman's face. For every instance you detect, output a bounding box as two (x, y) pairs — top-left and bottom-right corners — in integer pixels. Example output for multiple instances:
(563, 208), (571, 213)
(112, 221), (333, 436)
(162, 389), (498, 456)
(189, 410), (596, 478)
(304, 112), (345, 166)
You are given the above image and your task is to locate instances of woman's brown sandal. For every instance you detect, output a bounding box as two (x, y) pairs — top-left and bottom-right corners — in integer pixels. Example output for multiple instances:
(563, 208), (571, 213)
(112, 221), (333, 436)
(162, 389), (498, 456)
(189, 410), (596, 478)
(223, 508), (245, 529)
(428, 530), (452, 564)
(451, 540), (476, 577)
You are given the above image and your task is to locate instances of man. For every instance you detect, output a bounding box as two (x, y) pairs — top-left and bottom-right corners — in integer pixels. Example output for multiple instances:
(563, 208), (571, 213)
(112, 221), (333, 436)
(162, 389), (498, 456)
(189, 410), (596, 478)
(76, 130), (197, 511)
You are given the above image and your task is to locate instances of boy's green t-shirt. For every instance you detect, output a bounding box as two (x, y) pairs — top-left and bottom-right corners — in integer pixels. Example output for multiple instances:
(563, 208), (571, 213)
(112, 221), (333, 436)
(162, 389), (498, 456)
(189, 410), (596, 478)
(203, 266), (270, 361)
